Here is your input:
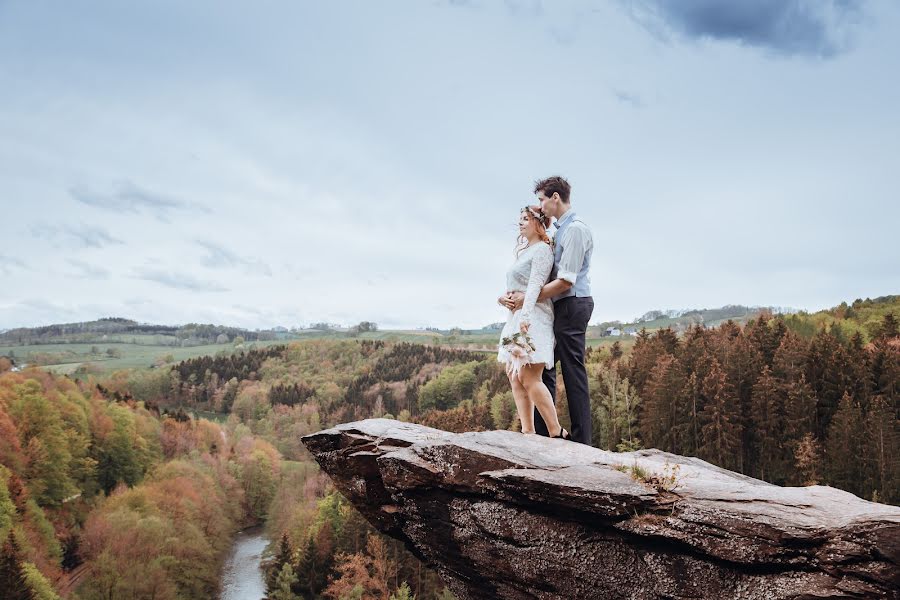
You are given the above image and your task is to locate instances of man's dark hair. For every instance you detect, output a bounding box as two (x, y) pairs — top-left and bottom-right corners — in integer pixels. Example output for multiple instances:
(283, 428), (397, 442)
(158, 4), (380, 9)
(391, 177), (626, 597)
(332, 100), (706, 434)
(533, 176), (571, 204)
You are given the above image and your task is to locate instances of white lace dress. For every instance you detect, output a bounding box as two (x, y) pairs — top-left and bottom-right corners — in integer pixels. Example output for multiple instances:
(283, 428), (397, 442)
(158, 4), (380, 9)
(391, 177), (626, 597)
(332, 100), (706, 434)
(497, 242), (555, 370)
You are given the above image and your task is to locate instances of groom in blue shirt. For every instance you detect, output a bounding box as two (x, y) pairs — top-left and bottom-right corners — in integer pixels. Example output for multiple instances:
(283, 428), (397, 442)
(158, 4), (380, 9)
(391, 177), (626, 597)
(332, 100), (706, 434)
(502, 176), (594, 445)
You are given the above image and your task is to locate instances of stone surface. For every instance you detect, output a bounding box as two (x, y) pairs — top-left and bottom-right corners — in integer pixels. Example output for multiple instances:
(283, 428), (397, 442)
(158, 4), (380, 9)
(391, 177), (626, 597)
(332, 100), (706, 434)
(301, 418), (900, 599)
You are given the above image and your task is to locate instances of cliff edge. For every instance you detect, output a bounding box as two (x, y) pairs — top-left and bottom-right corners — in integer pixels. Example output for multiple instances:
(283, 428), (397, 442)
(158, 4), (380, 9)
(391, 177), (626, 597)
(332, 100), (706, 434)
(301, 418), (900, 599)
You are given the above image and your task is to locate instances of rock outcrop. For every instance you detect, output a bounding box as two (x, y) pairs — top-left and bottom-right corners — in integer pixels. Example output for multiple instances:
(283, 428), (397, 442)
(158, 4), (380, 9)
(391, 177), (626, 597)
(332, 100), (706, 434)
(301, 419), (900, 599)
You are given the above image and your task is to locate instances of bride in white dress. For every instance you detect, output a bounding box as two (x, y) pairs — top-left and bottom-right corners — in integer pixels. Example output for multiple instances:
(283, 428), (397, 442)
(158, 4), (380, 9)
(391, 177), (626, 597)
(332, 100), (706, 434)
(497, 206), (570, 440)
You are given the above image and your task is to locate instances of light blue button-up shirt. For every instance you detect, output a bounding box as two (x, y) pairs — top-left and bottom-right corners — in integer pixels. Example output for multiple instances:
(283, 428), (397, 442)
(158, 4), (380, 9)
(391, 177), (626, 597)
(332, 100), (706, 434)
(550, 209), (593, 302)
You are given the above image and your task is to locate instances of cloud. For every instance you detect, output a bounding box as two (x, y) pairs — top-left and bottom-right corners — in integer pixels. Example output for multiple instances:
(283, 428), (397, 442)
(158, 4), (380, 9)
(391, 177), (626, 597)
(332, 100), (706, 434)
(0, 255), (28, 275)
(66, 259), (110, 280)
(30, 223), (124, 248)
(612, 89), (644, 108)
(626, 0), (865, 58)
(70, 181), (209, 222)
(195, 240), (273, 276)
(132, 267), (229, 292)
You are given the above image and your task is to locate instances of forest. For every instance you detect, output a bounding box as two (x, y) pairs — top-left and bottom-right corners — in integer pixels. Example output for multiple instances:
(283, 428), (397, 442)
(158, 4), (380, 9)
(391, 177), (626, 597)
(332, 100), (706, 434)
(0, 299), (897, 599)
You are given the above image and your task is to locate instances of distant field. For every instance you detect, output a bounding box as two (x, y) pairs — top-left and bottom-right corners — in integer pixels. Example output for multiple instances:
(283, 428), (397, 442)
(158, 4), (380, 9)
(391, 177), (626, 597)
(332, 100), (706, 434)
(1, 339), (287, 374)
(1, 329), (640, 374)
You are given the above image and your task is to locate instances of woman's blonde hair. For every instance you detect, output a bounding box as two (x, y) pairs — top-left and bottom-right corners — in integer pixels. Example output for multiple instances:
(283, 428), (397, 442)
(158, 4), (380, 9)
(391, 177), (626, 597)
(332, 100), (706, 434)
(516, 205), (552, 257)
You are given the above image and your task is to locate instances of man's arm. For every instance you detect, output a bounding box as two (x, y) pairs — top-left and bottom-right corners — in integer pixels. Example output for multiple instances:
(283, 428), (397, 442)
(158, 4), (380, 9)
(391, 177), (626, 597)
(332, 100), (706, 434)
(538, 278), (572, 301)
(501, 277), (571, 310)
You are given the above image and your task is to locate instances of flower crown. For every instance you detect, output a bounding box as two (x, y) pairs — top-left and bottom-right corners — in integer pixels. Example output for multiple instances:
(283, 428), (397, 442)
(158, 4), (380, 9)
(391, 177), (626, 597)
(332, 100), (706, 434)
(522, 206), (551, 229)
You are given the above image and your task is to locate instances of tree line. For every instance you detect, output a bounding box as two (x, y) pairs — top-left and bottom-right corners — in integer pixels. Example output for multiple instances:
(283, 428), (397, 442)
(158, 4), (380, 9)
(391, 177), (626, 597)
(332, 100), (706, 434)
(598, 313), (898, 503)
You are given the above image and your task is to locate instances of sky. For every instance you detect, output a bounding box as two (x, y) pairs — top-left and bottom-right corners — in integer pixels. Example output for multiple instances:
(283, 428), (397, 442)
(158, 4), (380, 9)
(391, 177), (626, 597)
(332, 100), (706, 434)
(1, 0), (898, 331)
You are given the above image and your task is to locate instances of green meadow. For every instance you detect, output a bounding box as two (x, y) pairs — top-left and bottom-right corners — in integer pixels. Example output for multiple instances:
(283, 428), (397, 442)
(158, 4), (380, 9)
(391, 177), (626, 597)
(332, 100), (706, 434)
(1, 328), (636, 374)
(0, 339), (288, 374)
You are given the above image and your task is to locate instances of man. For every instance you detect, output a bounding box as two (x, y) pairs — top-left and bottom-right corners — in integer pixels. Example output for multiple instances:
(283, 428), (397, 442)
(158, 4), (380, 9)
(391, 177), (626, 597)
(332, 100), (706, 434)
(502, 176), (594, 445)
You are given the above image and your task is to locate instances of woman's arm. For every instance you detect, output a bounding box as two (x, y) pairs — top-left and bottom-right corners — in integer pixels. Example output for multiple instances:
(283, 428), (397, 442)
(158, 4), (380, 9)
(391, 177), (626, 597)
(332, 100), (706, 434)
(519, 245), (554, 331)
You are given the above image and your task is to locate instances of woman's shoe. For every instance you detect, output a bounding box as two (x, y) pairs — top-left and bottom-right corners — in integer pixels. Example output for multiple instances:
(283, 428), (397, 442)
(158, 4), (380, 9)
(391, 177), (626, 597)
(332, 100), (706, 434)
(551, 428), (571, 440)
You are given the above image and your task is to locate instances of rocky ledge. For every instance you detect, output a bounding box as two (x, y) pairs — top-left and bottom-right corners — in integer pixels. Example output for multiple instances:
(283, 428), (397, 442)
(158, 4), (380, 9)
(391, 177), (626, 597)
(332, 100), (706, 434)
(301, 419), (900, 599)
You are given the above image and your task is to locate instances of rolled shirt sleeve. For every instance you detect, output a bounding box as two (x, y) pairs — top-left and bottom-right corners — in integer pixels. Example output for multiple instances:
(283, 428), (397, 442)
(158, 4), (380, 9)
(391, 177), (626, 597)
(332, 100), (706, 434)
(557, 224), (590, 285)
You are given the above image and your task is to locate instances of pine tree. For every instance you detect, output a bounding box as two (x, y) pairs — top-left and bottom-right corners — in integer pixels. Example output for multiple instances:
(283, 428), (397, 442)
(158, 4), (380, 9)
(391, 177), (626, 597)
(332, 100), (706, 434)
(391, 581), (416, 600)
(677, 372), (702, 456)
(271, 562), (299, 600)
(874, 313), (899, 341)
(722, 333), (761, 474)
(772, 330), (808, 383)
(699, 359), (742, 471)
(750, 366), (784, 481)
(0, 531), (33, 600)
(871, 339), (899, 419)
(267, 533), (293, 593)
(745, 313), (784, 367)
(845, 331), (873, 412)
(295, 534), (318, 598)
(641, 354), (684, 453)
(592, 366), (640, 451)
(806, 331), (852, 439)
(825, 392), (864, 496)
(863, 395), (899, 504)
(784, 375), (816, 446)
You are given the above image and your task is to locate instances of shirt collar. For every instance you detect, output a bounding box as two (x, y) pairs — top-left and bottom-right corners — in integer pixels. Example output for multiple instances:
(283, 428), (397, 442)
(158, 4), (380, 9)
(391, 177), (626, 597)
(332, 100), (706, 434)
(554, 209), (576, 229)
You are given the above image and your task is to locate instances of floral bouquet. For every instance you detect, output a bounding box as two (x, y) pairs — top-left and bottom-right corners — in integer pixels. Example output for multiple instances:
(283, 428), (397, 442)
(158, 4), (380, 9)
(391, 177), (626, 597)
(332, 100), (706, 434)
(500, 331), (536, 379)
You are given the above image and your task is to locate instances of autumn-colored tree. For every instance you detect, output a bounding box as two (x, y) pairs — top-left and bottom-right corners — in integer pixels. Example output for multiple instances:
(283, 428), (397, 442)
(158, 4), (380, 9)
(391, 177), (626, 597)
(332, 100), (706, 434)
(94, 403), (151, 494)
(640, 353), (682, 452)
(793, 433), (821, 486)
(8, 380), (78, 506)
(772, 331), (809, 385)
(233, 437), (281, 521)
(418, 401), (491, 433)
(672, 371), (700, 455)
(627, 328), (676, 398)
(324, 534), (397, 600)
(745, 313), (786, 368)
(720, 332), (761, 474)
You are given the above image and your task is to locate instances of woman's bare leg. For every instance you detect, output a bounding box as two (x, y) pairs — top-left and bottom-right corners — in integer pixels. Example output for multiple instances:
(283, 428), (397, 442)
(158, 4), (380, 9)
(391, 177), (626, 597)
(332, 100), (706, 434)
(508, 370), (535, 433)
(520, 364), (563, 437)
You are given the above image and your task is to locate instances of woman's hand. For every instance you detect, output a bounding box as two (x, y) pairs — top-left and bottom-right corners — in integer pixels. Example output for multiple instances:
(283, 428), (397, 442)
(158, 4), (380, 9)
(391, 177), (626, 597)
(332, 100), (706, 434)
(519, 319), (530, 334)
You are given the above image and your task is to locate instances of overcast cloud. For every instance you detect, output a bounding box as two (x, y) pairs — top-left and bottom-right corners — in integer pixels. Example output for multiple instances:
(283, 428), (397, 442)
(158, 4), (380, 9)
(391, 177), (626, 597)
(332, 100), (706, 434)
(0, 0), (898, 330)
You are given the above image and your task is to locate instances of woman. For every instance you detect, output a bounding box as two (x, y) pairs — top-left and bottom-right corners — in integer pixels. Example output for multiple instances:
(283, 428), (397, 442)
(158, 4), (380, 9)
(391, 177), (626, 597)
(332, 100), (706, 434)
(497, 206), (570, 440)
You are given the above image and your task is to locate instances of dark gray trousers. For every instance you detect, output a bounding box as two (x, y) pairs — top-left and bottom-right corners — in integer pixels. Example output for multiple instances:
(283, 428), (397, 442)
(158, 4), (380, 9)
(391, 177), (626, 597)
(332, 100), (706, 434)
(534, 296), (594, 445)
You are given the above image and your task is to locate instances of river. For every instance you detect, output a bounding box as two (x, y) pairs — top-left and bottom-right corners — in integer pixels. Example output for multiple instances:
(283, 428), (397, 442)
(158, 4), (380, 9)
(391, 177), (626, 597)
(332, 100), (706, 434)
(220, 526), (269, 600)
